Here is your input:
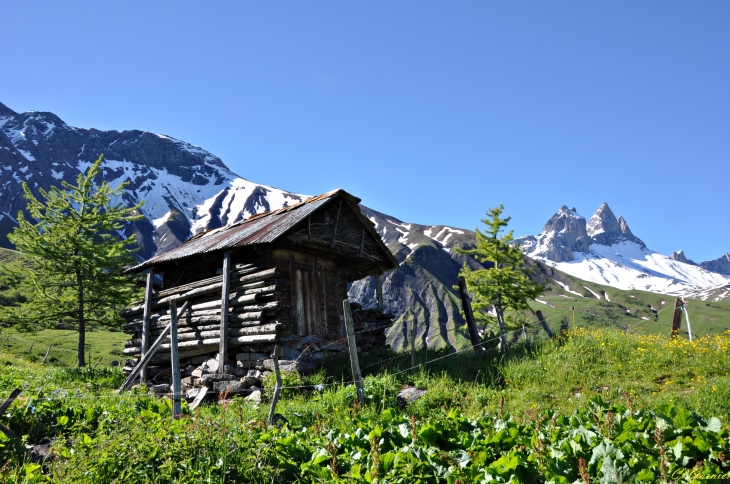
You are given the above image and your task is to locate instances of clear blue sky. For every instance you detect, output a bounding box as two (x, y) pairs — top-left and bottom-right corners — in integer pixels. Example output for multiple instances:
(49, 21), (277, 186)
(2, 2), (728, 262)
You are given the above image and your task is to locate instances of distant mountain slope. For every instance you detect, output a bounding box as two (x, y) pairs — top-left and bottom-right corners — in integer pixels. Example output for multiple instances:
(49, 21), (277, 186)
(515, 204), (730, 301)
(0, 102), (303, 258)
(0, 101), (478, 349)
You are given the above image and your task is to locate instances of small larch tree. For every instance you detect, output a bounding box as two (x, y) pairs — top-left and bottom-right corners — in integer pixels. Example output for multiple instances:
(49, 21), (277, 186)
(456, 205), (544, 350)
(6, 154), (142, 366)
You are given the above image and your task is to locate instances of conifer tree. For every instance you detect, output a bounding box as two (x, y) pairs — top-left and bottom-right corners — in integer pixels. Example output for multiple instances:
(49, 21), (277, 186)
(456, 205), (544, 351)
(6, 154), (142, 366)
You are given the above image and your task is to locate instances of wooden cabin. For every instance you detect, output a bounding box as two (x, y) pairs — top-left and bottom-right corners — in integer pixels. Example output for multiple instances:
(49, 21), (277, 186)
(121, 189), (399, 382)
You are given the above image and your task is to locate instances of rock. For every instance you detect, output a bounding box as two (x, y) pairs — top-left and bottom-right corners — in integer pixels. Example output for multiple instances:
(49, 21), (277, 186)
(397, 387), (426, 407)
(191, 368), (203, 378)
(200, 373), (238, 385)
(280, 346), (301, 361)
(244, 390), (262, 404)
(29, 437), (54, 462)
(205, 358), (219, 373)
(110, 360), (120, 367)
(233, 367), (247, 377)
(186, 387), (201, 399)
(182, 376), (193, 386)
(211, 380), (246, 394)
(241, 375), (262, 388)
(223, 364), (237, 374)
(151, 384), (171, 395)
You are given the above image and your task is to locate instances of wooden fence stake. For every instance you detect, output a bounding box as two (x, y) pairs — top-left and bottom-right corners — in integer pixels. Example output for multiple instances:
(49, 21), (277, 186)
(343, 299), (365, 403)
(0, 389), (21, 441)
(535, 310), (554, 338)
(170, 298), (182, 418)
(219, 250), (231, 373)
(410, 317), (416, 371)
(42, 344), (52, 364)
(119, 300), (190, 393)
(495, 295), (508, 352)
(522, 323), (528, 343)
(458, 276), (483, 355)
(670, 298), (682, 339)
(27, 343), (34, 356)
(141, 270), (155, 382)
(267, 345), (282, 426)
(682, 299), (693, 342)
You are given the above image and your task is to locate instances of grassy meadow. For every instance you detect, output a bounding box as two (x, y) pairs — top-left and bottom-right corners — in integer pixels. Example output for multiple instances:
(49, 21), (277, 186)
(1, 325), (730, 482)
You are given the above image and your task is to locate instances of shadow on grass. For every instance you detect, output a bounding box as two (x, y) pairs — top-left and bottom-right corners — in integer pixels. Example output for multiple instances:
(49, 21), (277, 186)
(312, 333), (546, 388)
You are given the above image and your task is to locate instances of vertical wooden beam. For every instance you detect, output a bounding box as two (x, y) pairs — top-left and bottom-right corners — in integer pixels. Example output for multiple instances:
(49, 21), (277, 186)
(522, 324), (528, 343)
(410, 316), (416, 371)
(267, 345), (283, 426)
(295, 268), (305, 335)
(670, 298), (682, 339)
(343, 299), (365, 403)
(535, 310), (554, 338)
(219, 250), (231, 372)
(42, 344), (52, 364)
(495, 294), (508, 352)
(458, 276), (483, 355)
(331, 200), (342, 247)
(141, 270), (154, 382)
(682, 299), (693, 342)
(376, 273), (384, 312)
(169, 298), (181, 418)
(358, 229), (365, 258)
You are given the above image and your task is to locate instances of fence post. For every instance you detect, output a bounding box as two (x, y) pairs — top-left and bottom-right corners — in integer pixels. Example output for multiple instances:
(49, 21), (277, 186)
(42, 344), (52, 364)
(267, 345), (283, 426)
(170, 298), (182, 418)
(141, 270), (154, 382)
(219, 250), (231, 373)
(670, 299), (682, 339)
(681, 299), (693, 342)
(343, 300), (365, 403)
(410, 317), (416, 371)
(458, 276), (484, 355)
(535, 310), (554, 338)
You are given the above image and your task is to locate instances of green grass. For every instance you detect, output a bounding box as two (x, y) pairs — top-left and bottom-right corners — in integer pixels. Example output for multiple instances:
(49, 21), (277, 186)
(522, 274), (730, 340)
(1, 325), (729, 481)
(0, 329), (127, 368)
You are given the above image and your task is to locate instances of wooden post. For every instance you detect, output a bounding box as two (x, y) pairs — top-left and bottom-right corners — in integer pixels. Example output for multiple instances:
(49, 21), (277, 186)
(670, 298), (682, 339)
(42, 344), (52, 364)
(170, 298), (182, 418)
(410, 317), (416, 371)
(267, 345), (282, 426)
(119, 300), (190, 393)
(27, 343), (34, 356)
(0, 389), (21, 441)
(682, 299), (693, 342)
(535, 310), (554, 338)
(495, 295), (508, 352)
(571, 306), (575, 327)
(343, 299), (365, 403)
(458, 276), (483, 354)
(376, 273), (384, 312)
(219, 251), (231, 373)
(141, 270), (154, 382)
(522, 323), (528, 343)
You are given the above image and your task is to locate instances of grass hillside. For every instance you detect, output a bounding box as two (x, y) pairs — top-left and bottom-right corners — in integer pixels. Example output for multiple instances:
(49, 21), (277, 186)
(1, 326), (729, 481)
(525, 268), (730, 340)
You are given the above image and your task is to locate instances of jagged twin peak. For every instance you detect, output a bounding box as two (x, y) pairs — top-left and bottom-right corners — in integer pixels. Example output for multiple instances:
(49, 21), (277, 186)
(516, 203), (730, 299)
(515, 203), (642, 263)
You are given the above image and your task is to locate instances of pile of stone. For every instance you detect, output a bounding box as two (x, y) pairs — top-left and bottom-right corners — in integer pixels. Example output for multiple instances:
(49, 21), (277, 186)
(349, 303), (395, 351)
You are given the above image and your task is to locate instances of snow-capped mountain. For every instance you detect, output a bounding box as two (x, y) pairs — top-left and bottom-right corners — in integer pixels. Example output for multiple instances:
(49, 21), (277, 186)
(0, 102), (303, 258)
(515, 204), (730, 301)
(0, 101), (480, 349)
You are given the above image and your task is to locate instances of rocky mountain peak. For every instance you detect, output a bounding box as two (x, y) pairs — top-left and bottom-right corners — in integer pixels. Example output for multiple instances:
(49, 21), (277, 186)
(514, 205), (590, 263)
(700, 253), (730, 275)
(586, 203), (645, 247)
(669, 250), (697, 265)
(0, 102), (18, 118)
